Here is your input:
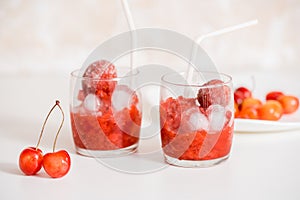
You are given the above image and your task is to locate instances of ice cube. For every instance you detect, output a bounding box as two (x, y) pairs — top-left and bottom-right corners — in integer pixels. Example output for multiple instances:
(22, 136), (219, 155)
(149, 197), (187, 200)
(83, 93), (101, 112)
(112, 85), (134, 111)
(207, 104), (226, 133)
(183, 107), (209, 132)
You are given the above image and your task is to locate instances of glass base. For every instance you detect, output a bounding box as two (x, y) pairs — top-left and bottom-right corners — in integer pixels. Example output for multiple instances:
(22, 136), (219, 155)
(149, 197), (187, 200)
(75, 143), (138, 158)
(164, 154), (229, 168)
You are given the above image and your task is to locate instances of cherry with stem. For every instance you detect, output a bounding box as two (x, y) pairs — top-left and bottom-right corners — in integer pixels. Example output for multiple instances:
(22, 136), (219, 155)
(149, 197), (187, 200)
(19, 100), (62, 175)
(42, 100), (71, 178)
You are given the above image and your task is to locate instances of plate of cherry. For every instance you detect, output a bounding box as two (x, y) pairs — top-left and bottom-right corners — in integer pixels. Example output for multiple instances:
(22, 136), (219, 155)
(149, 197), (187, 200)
(233, 87), (300, 133)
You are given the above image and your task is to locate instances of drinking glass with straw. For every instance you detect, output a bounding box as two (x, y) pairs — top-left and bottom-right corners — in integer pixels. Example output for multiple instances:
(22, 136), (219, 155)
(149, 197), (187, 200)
(159, 20), (258, 167)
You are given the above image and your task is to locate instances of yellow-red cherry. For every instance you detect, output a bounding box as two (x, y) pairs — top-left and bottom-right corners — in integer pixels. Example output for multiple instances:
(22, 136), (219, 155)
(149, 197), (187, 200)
(240, 97), (262, 111)
(238, 107), (259, 120)
(258, 100), (283, 121)
(278, 95), (299, 114)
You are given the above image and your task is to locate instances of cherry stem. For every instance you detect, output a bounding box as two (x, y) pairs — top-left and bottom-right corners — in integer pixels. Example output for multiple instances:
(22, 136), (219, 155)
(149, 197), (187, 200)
(35, 100), (65, 152)
(52, 101), (64, 152)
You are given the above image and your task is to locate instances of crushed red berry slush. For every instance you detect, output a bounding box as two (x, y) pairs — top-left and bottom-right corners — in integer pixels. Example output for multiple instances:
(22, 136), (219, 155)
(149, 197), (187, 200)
(160, 73), (234, 165)
(160, 96), (233, 161)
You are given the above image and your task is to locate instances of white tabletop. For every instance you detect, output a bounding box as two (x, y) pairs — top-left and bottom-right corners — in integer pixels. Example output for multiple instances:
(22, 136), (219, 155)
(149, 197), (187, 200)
(1, 71), (300, 200)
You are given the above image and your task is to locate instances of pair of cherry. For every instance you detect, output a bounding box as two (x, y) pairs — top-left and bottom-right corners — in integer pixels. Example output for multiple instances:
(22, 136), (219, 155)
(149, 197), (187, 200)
(19, 101), (70, 178)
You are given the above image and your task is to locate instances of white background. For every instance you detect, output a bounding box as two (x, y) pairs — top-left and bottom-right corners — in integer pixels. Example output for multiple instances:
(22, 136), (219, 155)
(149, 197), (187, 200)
(1, 1), (300, 200)
(0, 0), (300, 75)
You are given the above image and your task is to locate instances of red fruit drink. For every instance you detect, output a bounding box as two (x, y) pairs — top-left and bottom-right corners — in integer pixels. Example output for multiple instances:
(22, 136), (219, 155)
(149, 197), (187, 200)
(70, 60), (142, 157)
(160, 72), (234, 167)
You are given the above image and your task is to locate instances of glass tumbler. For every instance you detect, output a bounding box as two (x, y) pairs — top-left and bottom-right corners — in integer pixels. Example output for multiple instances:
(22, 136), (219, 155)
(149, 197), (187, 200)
(160, 71), (234, 167)
(70, 68), (142, 157)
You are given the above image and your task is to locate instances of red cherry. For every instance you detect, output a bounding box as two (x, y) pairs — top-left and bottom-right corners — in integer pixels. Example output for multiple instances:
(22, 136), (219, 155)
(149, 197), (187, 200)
(43, 150), (71, 178)
(234, 87), (252, 105)
(266, 91), (284, 101)
(197, 79), (231, 110)
(19, 147), (43, 175)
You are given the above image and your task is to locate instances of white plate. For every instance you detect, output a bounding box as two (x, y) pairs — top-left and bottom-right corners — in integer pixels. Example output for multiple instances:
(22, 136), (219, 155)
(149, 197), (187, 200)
(232, 72), (300, 133)
(234, 111), (300, 133)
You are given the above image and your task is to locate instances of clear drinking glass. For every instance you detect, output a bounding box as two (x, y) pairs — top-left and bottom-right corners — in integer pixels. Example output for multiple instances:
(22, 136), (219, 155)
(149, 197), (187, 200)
(160, 71), (234, 167)
(70, 68), (142, 157)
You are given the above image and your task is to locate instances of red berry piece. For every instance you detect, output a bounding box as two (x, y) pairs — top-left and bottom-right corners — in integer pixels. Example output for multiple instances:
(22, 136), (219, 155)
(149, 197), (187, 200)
(19, 147), (43, 175)
(197, 79), (231, 110)
(234, 86), (252, 105)
(82, 60), (117, 100)
(43, 150), (71, 178)
(266, 91), (284, 101)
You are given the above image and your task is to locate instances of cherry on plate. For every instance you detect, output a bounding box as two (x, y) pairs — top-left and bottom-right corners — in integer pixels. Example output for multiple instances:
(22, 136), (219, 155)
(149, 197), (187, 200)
(240, 97), (262, 111)
(266, 91), (284, 101)
(238, 107), (259, 120)
(234, 87), (252, 105)
(258, 100), (283, 121)
(278, 95), (299, 114)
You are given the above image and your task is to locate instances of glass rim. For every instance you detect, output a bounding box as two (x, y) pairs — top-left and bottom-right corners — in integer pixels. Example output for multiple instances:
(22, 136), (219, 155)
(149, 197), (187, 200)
(70, 68), (139, 81)
(161, 71), (232, 88)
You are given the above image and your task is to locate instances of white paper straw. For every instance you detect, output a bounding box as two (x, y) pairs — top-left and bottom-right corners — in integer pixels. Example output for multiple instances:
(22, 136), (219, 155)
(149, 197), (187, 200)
(121, 0), (136, 72)
(196, 19), (258, 44)
(185, 19), (258, 83)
